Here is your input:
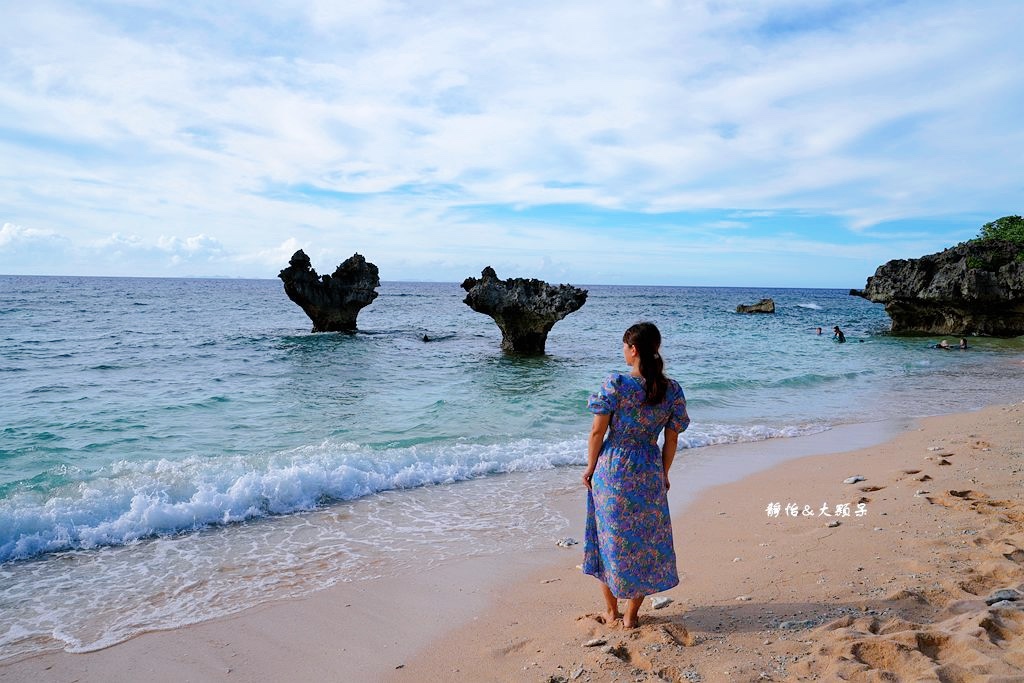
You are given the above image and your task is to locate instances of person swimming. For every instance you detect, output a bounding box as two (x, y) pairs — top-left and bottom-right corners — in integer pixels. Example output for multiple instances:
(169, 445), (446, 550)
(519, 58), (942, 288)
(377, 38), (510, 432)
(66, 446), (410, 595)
(832, 326), (846, 343)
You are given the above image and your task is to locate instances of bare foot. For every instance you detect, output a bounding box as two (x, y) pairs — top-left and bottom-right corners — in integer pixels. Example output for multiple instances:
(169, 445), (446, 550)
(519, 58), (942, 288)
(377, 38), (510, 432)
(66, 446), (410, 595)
(623, 597), (644, 629)
(599, 610), (621, 625)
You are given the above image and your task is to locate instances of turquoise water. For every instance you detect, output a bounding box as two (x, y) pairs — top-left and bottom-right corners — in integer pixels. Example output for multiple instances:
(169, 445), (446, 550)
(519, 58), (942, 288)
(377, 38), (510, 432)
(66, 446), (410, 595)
(2, 275), (1022, 657)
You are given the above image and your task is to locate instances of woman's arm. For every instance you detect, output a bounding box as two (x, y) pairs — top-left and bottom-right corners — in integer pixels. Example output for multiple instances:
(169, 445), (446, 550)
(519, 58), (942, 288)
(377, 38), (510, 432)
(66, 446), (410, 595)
(582, 413), (611, 490)
(661, 427), (680, 490)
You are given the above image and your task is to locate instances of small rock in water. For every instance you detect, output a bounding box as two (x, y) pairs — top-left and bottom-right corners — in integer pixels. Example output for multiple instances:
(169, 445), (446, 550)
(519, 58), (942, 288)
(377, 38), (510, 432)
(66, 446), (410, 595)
(651, 597), (673, 609)
(583, 638), (607, 647)
(843, 475), (866, 484)
(556, 537), (579, 548)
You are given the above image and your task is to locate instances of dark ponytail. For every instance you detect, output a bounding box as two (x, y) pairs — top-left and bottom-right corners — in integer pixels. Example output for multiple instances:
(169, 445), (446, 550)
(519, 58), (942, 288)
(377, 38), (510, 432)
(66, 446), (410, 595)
(623, 322), (668, 405)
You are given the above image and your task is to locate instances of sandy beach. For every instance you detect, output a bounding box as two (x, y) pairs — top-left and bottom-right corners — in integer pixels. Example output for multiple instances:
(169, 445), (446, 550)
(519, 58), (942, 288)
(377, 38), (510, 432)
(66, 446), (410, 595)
(4, 401), (1024, 682)
(403, 402), (1024, 682)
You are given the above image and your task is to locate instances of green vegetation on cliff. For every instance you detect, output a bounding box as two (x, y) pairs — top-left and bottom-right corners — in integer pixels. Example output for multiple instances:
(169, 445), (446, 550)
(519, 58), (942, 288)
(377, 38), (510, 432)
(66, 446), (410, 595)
(976, 215), (1024, 244)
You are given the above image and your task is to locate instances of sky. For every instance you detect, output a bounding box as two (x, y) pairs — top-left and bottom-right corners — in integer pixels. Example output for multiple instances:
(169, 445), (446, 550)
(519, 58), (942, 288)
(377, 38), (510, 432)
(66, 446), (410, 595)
(1, 0), (1021, 287)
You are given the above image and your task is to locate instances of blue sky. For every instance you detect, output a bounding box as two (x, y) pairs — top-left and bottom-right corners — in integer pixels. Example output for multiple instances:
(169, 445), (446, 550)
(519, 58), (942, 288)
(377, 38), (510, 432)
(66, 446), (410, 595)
(1, 0), (1021, 287)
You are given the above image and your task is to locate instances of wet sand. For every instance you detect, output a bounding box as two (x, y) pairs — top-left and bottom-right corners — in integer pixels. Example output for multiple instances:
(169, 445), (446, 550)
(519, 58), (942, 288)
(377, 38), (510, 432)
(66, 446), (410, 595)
(4, 403), (1024, 682)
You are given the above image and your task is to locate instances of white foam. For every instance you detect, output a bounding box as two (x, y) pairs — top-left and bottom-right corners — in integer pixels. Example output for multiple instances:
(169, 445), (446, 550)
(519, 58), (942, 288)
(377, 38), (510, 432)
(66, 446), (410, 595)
(0, 422), (830, 563)
(682, 422), (830, 448)
(0, 420), (837, 661)
(0, 469), (575, 660)
(796, 302), (823, 310)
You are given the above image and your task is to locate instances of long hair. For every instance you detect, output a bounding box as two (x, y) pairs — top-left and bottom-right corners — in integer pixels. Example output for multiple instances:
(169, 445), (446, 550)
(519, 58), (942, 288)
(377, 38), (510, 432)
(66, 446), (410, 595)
(623, 322), (668, 405)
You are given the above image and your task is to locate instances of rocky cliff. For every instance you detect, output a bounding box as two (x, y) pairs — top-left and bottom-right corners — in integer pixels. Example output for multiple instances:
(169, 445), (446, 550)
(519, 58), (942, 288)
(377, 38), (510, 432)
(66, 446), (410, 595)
(850, 240), (1024, 336)
(278, 250), (380, 332)
(461, 267), (588, 354)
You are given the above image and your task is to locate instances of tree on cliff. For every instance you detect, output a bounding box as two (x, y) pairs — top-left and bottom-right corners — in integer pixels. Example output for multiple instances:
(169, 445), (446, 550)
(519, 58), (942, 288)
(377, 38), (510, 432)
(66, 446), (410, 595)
(977, 215), (1024, 244)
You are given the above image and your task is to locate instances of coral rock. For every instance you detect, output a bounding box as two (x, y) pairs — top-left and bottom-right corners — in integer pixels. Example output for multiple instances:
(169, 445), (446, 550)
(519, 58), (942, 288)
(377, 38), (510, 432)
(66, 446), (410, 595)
(851, 240), (1024, 335)
(736, 298), (775, 314)
(461, 267), (587, 354)
(278, 250), (380, 332)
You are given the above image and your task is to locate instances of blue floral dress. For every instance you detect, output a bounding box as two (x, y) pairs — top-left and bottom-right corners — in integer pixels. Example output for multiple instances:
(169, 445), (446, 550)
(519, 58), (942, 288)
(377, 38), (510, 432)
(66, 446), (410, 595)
(583, 372), (690, 598)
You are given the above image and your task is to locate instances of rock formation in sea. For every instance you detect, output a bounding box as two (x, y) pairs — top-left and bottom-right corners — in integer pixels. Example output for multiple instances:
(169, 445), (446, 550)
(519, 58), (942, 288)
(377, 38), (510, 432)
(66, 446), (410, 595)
(278, 249), (380, 332)
(850, 240), (1024, 335)
(461, 267), (588, 354)
(736, 298), (775, 314)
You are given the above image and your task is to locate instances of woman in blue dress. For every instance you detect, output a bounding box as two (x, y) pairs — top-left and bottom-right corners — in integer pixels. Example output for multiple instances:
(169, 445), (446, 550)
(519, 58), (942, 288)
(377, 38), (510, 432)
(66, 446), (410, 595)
(582, 322), (690, 628)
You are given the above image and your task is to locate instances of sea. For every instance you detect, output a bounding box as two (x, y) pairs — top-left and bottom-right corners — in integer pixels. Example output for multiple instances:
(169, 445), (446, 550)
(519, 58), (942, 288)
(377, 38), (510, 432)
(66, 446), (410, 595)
(2, 275), (1023, 660)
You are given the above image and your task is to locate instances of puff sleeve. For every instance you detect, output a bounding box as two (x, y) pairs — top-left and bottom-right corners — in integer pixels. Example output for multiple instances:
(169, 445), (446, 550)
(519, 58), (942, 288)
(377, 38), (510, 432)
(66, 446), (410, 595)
(587, 373), (622, 415)
(666, 380), (690, 433)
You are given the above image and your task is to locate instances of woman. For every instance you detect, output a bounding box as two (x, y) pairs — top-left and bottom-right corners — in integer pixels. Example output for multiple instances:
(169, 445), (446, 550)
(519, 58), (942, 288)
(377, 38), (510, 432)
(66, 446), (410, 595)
(582, 322), (690, 628)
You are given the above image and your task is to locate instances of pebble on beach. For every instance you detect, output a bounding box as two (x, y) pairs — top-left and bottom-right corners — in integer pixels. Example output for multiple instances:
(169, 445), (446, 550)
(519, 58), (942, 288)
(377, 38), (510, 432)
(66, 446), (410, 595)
(985, 588), (1022, 605)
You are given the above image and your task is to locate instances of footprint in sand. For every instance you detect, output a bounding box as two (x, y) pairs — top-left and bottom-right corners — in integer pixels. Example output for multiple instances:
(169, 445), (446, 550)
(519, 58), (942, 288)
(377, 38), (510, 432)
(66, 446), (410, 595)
(578, 613), (618, 627)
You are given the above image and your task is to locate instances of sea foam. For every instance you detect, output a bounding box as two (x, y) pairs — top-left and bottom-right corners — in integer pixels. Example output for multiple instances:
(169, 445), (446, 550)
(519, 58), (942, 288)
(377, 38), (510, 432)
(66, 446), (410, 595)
(0, 421), (827, 563)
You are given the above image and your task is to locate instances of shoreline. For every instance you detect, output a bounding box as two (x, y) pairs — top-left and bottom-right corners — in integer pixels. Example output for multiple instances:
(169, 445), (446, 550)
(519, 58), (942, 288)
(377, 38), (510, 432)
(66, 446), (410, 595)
(2, 403), (1024, 679)
(401, 401), (1024, 681)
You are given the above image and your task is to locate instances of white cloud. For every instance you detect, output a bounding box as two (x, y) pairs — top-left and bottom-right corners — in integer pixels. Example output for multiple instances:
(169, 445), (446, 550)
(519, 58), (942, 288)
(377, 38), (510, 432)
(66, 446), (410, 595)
(0, 1), (1020, 284)
(0, 222), (72, 275)
(236, 237), (305, 268)
(0, 222), (66, 249)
